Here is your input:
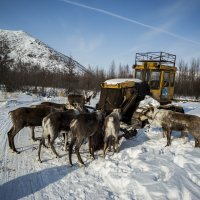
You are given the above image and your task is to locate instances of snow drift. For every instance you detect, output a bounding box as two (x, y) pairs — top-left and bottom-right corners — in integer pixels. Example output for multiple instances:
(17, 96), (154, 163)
(1, 94), (200, 199)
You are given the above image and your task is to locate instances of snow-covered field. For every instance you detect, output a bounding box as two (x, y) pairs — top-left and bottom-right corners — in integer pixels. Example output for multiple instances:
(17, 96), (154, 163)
(1, 93), (200, 200)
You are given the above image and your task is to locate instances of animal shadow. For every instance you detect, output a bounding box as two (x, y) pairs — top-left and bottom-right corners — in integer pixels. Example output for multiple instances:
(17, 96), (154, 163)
(0, 165), (74, 200)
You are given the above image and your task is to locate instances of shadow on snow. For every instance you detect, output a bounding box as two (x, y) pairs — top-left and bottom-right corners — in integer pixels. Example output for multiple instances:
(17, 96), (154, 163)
(0, 165), (74, 200)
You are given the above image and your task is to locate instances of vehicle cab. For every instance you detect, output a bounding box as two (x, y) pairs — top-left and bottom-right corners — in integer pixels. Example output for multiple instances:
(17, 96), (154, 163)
(133, 52), (177, 104)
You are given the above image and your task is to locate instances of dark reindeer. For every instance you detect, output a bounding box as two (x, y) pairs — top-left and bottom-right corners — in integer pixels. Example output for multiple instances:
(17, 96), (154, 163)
(38, 109), (80, 163)
(40, 102), (68, 111)
(69, 110), (104, 166)
(68, 92), (94, 106)
(7, 106), (57, 154)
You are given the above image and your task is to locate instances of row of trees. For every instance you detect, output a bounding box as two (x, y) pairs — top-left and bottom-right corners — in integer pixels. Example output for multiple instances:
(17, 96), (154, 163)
(0, 56), (132, 95)
(0, 42), (200, 99)
(174, 58), (200, 99)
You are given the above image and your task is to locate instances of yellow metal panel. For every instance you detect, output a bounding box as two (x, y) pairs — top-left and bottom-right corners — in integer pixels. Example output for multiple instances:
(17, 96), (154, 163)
(168, 87), (174, 100)
(134, 64), (176, 71)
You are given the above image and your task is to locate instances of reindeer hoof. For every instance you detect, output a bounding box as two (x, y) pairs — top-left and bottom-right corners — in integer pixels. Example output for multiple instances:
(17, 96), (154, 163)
(79, 163), (86, 168)
(37, 157), (42, 163)
(89, 155), (95, 160)
(14, 150), (20, 154)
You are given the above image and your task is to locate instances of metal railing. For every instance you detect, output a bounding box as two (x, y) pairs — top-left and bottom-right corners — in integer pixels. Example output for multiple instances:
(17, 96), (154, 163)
(135, 52), (176, 67)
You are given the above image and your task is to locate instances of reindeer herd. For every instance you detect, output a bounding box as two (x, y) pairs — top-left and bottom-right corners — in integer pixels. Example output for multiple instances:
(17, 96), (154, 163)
(7, 92), (200, 167)
(7, 92), (122, 166)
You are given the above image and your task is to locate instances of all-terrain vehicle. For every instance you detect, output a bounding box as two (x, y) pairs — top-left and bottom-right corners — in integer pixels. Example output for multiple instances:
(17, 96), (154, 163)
(97, 52), (182, 125)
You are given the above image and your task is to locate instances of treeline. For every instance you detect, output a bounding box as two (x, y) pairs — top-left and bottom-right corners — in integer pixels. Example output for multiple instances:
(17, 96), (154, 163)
(1, 41), (200, 99)
(174, 58), (200, 99)
(0, 56), (131, 95)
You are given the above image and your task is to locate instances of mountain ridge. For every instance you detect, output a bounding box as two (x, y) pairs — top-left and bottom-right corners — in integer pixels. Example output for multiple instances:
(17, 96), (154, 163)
(0, 29), (91, 74)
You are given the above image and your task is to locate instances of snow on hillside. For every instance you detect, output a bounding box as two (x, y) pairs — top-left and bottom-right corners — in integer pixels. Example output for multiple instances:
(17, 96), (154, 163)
(1, 94), (200, 199)
(0, 29), (86, 72)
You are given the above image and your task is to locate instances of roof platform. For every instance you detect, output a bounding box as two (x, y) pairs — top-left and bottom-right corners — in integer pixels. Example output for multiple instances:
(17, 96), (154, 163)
(135, 52), (176, 67)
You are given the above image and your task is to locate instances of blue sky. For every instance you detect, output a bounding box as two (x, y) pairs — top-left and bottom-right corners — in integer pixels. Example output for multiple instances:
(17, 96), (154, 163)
(0, 0), (200, 70)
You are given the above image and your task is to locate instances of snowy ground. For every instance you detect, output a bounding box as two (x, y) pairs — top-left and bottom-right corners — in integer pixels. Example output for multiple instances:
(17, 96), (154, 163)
(1, 93), (200, 200)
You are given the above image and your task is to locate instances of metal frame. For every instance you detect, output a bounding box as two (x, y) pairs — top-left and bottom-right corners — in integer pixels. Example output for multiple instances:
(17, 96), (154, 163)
(135, 52), (176, 67)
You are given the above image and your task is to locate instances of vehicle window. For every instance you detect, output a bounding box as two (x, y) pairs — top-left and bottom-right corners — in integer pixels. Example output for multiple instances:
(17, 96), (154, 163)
(145, 71), (150, 82)
(163, 72), (170, 87)
(170, 73), (175, 86)
(150, 71), (160, 89)
(135, 70), (143, 80)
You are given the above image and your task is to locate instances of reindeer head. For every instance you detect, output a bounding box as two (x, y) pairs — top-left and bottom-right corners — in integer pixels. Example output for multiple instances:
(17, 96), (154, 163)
(84, 91), (96, 105)
(138, 106), (156, 124)
(95, 109), (106, 123)
(134, 106), (154, 121)
(112, 108), (122, 120)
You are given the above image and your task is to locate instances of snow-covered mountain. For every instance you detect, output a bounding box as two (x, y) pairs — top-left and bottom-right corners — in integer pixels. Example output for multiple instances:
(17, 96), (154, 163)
(0, 29), (89, 73)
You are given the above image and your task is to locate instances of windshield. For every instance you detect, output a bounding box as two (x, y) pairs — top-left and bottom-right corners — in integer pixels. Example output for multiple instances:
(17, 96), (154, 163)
(135, 70), (143, 80)
(163, 72), (170, 87)
(150, 71), (160, 89)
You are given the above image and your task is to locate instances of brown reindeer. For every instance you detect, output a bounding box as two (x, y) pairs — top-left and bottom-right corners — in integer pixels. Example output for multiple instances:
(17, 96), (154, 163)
(7, 106), (57, 154)
(141, 107), (200, 147)
(67, 92), (94, 107)
(30, 103), (75, 141)
(69, 110), (104, 166)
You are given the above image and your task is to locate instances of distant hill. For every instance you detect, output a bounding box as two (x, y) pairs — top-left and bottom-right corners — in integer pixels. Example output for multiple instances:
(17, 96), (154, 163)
(0, 29), (91, 74)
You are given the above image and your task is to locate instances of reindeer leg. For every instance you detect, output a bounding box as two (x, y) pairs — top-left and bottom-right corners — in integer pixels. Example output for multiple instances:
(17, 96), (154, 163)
(9, 126), (22, 154)
(114, 136), (119, 153)
(163, 130), (167, 138)
(90, 136), (95, 160)
(197, 139), (200, 147)
(38, 138), (45, 163)
(194, 137), (200, 147)
(75, 138), (85, 166)
(7, 126), (14, 149)
(69, 137), (76, 166)
(103, 137), (109, 158)
(49, 137), (60, 158)
(165, 129), (172, 147)
(30, 126), (37, 141)
(64, 132), (69, 151)
(108, 137), (112, 152)
(88, 136), (95, 159)
(47, 135), (50, 148)
(89, 136), (92, 155)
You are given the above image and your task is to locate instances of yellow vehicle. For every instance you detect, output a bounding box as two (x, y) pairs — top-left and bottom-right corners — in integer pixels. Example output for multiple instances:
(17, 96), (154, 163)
(133, 52), (176, 104)
(97, 52), (179, 124)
